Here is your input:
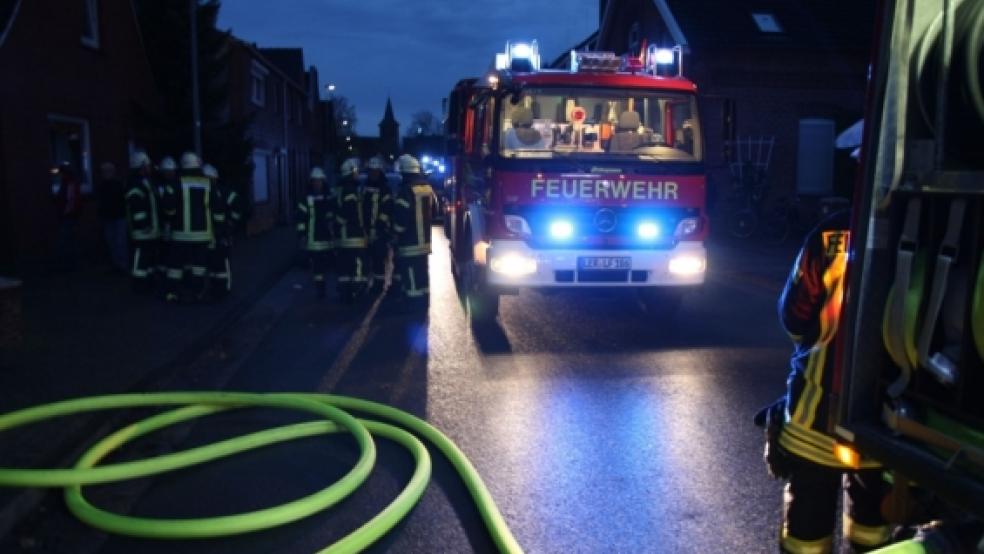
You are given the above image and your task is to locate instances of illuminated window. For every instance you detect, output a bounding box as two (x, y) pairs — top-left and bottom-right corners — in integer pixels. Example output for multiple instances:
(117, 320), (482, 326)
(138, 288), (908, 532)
(751, 12), (783, 33)
(81, 0), (99, 48)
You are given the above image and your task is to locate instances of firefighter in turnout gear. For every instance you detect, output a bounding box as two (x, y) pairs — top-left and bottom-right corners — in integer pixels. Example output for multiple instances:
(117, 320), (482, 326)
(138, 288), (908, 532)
(297, 167), (334, 298)
(392, 154), (434, 306)
(334, 158), (368, 303)
(162, 152), (221, 303)
(363, 156), (392, 293)
(155, 156), (179, 279)
(765, 210), (890, 553)
(203, 164), (235, 299)
(124, 151), (161, 294)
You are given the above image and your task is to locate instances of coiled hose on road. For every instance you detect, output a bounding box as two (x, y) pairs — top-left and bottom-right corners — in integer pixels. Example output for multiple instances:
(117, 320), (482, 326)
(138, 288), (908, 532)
(0, 392), (523, 554)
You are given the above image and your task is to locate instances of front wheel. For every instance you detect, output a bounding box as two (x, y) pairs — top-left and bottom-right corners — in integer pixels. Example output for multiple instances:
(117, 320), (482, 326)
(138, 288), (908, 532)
(727, 208), (758, 239)
(462, 260), (499, 325)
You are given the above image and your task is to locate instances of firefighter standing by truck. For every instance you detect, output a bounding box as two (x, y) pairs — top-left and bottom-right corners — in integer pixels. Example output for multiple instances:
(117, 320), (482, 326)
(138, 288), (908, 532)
(363, 156), (392, 293)
(297, 167), (334, 298)
(124, 151), (161, 294)
(162, 152), (219, 303)
(333, 158), (368, 303)
(756, 207), (892, 553)
(391, 154), (434, 306)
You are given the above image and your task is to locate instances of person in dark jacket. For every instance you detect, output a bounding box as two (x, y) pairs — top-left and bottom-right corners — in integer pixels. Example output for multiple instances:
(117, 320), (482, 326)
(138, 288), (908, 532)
(161, 152), (222, 303)
(391, 154), (434, 308)
(333, 158), (368, 303)
(764, 209), (891, 553)
(363, 156), (392, 293)
(53, 162), (82, 271)
(96, 162), (128, 273)
(155, 156), (179, 279)
(203, 164), (238, 300)
(297, 167), (334, 298)
(124, 152), (161, 294)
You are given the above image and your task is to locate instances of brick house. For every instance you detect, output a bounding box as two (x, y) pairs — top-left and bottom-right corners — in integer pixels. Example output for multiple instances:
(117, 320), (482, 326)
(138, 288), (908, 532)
(225, 40), (326, 234)
(561, 0), (874, 209)
(0, 0), (161, 275)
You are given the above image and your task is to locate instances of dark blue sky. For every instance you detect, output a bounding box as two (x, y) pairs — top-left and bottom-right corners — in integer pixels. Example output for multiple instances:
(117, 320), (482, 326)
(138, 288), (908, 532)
(217, 0), (599, 136)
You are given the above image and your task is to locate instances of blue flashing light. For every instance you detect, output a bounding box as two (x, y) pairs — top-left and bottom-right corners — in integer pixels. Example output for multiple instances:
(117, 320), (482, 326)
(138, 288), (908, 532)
(637, 221), (661, 240)
(421, 155), (431, 164)
(549, 219), (574, 240)
(510, 42), (533, 59)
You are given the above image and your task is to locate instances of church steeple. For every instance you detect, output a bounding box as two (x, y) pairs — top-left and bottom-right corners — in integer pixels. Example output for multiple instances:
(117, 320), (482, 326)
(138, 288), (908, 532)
(378, 97), (400, 159)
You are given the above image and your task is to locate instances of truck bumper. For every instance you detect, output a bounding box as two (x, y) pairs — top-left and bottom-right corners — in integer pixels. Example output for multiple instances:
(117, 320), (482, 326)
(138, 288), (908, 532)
(484, 240), (706, 288)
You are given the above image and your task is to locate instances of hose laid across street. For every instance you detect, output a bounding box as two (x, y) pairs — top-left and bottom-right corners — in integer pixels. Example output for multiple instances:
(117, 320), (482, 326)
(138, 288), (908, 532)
(0, 392), (523, 554)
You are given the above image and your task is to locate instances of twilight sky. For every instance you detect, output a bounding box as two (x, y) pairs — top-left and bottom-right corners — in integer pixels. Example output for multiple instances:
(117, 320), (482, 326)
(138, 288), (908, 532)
(217, 0), (599, 136)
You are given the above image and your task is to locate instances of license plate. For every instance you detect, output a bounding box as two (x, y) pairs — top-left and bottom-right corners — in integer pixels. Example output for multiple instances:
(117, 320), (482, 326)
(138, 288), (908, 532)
(578, 256), (631, 270)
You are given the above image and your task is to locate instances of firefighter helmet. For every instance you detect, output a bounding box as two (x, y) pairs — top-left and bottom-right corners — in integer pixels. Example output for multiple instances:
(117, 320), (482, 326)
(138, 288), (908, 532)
(310, 167), (327, 180)
(397, 154), (421, 174)
(203, 164), (219, 179)
(367, 156), (385, 171)
(160, 156), (178, 171)
(340, 157), (360, 176)
(180, 152), (202, 170)
(129, 151), (150, 170)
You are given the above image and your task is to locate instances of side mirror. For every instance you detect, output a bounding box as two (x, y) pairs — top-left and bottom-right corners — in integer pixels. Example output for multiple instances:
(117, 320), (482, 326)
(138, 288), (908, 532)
(447, 138), (463, 155)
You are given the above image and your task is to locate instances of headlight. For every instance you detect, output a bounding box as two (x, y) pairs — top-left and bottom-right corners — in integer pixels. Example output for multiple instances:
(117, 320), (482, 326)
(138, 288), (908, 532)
(504, 215), (531, 235)
(637, 221), (661, 240)
(675, 217), (700, 238)
(549, 219), (574, 240)
(490, 252), (537, 276)
(668, 255), (705, 276)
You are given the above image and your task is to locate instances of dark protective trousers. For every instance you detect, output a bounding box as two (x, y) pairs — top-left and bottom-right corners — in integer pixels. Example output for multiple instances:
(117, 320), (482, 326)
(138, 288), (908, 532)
(368, 239), (390, 285)
(782, 458), (890, 553)
(309, 250), (332, 296)
(394, 255), (429, 299)
(130, 239), (158, 293)
(165, 241), (210, 300)
(336, 247), (368, 298)
(208, 240), (232, 298)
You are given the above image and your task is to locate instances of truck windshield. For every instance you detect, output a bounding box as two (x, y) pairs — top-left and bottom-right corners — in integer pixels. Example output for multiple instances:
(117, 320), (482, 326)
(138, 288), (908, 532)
(499, 87), (701, 162)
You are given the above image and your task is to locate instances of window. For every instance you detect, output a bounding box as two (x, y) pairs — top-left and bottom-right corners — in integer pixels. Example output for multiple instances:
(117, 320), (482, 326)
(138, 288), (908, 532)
(81, 0), (99, 48)
(251, 61), (268, 107)
(252, 151), (270, 203)
(499, 88), (702, 162)
(751, 12), (783, 33)
(48, 115), (93, 194)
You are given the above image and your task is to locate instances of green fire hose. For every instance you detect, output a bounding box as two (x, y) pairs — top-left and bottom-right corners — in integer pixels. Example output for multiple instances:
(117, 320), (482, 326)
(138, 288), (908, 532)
(0, 392), (523, 554)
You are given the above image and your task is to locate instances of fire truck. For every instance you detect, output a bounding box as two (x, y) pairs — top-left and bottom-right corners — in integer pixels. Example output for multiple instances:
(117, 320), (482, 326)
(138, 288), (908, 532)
(830, 0), (983, 547)
(444, 41), (708, 323)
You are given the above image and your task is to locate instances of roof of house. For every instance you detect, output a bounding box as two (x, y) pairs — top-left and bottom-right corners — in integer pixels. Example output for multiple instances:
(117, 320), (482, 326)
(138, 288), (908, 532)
(662, 0), (874, 51)
(258, 47), (305, 83)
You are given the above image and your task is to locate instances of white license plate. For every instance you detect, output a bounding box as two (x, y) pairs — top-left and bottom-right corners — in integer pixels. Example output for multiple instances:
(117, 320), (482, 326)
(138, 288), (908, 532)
(578, 256), (631, 270)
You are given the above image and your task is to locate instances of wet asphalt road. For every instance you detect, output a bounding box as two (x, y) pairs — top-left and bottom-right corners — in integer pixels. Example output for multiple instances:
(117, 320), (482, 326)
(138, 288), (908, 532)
(4, 229), (800, 553)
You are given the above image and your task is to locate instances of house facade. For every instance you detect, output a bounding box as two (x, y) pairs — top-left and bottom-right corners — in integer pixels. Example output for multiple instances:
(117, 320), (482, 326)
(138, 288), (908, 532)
(0, 0), (161, 274)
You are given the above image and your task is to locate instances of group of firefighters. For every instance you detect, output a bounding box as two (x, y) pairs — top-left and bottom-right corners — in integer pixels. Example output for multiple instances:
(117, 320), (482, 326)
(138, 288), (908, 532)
(123, 150), (243, 303)
(296, 153), (435, 307)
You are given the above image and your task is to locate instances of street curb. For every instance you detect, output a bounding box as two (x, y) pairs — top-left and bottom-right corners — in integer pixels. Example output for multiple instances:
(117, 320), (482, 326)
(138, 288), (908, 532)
(0, 250), (297, 540)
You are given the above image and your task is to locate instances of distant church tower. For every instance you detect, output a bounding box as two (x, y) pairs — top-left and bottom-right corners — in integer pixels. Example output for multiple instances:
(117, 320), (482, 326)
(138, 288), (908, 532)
(379, 97), (400, 160)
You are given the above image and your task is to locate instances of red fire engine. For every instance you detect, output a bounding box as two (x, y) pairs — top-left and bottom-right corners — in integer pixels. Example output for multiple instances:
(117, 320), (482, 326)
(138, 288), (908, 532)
(444, 41), (708, 323)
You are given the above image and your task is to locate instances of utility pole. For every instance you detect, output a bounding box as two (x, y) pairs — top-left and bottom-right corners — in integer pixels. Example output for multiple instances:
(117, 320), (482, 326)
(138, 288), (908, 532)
(189, 0), (203, 156)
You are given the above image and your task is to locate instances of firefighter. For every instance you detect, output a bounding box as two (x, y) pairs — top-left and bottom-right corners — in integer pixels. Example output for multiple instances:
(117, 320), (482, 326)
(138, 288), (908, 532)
(756, 209), (891, 553)
(363, 156), (392, 293)
(297, 167), (334, 298)
(203, 164), (233, 299)
(156, 156), (178, 280)
(124, 151), (161, 294)
(333, 158), (368, 303)
(391, 154), (434, 307)
(162, 152), (220, 303)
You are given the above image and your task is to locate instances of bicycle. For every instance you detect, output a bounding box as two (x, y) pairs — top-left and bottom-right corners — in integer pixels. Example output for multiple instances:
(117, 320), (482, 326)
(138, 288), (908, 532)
(725, 163), (770, 239)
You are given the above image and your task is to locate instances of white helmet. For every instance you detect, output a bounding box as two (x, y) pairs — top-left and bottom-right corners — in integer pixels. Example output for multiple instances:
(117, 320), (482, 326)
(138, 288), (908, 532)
(397, 154), (421, 174)
(159, 156), (177, 171)
(340, 157), (360, 176)
(202, 164), (219, 179)
(180, 151), (201, 170)
(310, 167), (327, 180)
(367, 156), (385, 171)
(129, 151), (150, 170)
